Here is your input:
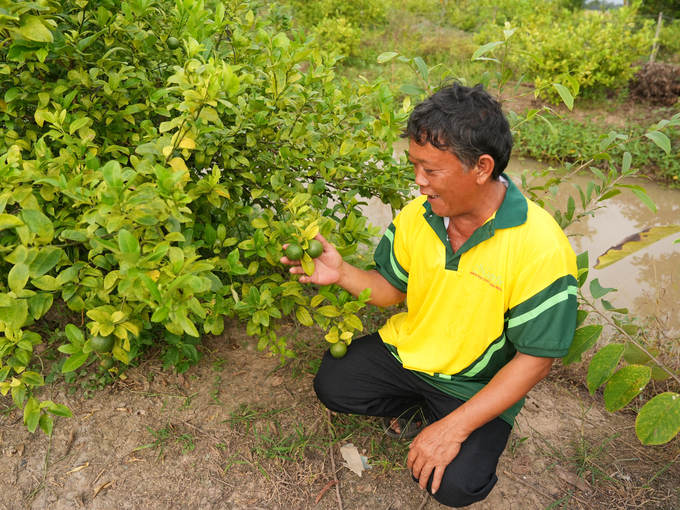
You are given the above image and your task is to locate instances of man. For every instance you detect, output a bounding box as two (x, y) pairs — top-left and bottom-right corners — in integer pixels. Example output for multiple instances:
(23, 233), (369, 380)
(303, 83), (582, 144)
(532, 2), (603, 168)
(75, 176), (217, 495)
(282, 83), (578, 508)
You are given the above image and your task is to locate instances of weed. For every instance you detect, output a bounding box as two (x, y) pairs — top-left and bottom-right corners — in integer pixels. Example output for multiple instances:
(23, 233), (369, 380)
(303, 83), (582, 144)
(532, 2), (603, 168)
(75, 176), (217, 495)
(178, 391), (199, 412)
(134, 423), (197, 463)
(222, 403), (289, 435)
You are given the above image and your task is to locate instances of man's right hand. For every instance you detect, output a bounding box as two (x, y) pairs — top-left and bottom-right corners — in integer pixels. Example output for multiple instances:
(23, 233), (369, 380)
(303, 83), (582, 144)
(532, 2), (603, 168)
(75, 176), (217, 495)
(281, 234), (343, 286)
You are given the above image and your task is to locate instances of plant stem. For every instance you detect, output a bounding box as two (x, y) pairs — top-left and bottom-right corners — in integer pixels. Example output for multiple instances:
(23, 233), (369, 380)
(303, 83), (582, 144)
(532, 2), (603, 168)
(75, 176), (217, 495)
(580, 296), (680, 386)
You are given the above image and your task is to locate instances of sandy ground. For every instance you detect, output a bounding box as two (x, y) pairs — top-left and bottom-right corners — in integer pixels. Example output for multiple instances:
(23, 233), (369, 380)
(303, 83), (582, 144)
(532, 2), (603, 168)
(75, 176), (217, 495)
(1, 323), (678, 510)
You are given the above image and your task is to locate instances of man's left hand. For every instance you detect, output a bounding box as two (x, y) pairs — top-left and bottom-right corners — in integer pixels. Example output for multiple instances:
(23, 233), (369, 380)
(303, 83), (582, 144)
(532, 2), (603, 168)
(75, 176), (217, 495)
(406, 419), (465, 494)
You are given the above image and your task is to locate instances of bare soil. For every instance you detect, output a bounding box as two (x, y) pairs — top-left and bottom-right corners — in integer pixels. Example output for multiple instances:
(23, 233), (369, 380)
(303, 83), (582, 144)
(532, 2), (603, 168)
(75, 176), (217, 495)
(1, 320), (678, 510)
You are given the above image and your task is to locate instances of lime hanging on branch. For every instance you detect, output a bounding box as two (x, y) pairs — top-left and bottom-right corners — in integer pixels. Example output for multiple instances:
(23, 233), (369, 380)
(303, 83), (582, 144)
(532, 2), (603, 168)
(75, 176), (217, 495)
(167, 36), (180, 50)
(306, 239), (323, 259)
(285, 243), (304, 261)
(90, 334), (115, 354)
(330, 341), (347, 359)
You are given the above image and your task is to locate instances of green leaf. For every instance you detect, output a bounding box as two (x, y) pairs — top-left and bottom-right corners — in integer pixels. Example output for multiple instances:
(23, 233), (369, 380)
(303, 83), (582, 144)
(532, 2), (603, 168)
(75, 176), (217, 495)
(575, 251), (589, 287)
(553, 83), (573, 110)
(603, 365), (652, 412)
(28, 247), (62, 278)
(151, 306), (170, 322)
(62, 351), (89, 373)
(25, 409), (41, 433)
(21, 209), (53, 240)
(563, 325), (603, 365)
(594, 225), (679, 269)
(587, 343), (624, 394)
(39, 414), (53, 437)
(102, 160), (123, 188)
(8, 263), (29, 293)
(19, 15), (53, 43)
(316, 305), (341, 318)
(622, 343), (657, 366)
(21, 371), (45, 386)
(118, 229), (140, 254)
(0, 214), (24, 231)
(296, 306), (313, 327)
(69, 117), (90, 135)
(377, 52), (398, 63)
(42, 401), (72, 417)
(589, 278), (615, 299)
(140, 274), (161, 302)
(413, 57), (428, 82)
(636, 393), (680, 445)
(471, 41), (504, 60)
(400, 84), (425, 95)
(621, 152), (632, 174)
(300, 255), (315, 277)
(630, 188), (657, 214)
(644, 131), (671, 155)
(65, 324), (85, 346)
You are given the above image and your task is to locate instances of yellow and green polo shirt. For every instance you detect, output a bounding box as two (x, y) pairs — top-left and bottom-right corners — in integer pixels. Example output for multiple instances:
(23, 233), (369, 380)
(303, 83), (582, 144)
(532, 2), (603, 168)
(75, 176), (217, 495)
(374, 175), (578, 425)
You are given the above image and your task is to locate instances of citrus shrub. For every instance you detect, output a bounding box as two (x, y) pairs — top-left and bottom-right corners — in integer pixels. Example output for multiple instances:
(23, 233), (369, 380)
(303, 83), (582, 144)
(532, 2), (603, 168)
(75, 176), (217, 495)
(0, 0), (413, 434)
(474, 3), (654, 101)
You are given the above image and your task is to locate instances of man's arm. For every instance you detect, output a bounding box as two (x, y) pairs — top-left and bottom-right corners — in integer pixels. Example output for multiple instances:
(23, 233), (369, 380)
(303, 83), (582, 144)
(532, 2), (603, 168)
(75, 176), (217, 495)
(407, 352), (553, 494)
(282, 234), (406, 307)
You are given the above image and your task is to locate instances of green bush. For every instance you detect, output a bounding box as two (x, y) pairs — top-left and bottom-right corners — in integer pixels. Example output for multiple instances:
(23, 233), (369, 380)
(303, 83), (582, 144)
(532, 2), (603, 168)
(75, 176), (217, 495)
(514, 117), (680, 184)
(658, 19), (680, 63)
(283, 0), (386, 28)
(0, 0), (413, 434)
(311, 17), (361, 58)
(476, 4), (654, 101)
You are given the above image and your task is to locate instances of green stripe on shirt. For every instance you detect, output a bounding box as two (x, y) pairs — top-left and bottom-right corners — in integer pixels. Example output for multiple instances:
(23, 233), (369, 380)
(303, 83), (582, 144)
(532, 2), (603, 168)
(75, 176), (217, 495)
(508, 286), (578, 329)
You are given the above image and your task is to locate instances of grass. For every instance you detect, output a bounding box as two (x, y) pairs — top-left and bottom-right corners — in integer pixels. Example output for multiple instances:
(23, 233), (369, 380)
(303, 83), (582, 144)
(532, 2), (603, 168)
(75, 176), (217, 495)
(514, 116), (680, 185)
(134, 422), (197, 463)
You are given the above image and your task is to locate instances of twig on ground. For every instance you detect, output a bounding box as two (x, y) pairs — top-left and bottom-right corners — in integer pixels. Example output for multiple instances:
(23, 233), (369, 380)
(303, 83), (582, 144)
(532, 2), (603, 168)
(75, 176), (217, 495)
(326, 409), (343, 510)
(416, 492), (430, 510)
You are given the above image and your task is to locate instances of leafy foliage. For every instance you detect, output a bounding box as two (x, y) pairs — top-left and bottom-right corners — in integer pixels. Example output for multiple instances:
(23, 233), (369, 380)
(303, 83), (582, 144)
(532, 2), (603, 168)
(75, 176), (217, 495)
(0, 0), (413, 434)
(514, 118), (680, 185)
(475, 4), (654, 101)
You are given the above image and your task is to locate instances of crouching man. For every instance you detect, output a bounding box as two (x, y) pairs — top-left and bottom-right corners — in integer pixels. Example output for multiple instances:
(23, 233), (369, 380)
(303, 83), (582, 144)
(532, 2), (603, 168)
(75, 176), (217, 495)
(282, 82), (577, 508)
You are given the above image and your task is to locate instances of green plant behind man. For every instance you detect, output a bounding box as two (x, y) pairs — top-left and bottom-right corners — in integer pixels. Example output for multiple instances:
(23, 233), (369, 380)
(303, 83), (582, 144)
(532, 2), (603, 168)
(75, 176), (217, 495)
(0, 0), (413, 435)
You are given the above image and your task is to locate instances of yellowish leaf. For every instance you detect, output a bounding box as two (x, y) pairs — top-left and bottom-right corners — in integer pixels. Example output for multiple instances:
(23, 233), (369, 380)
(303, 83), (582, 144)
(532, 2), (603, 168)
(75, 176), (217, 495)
(168, 157), (188, 173)
(179, 138), (196, 149)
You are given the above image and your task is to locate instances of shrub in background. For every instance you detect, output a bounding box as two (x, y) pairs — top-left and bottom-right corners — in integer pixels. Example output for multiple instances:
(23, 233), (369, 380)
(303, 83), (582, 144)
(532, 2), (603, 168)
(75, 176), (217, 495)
(476, 3), (654, 102)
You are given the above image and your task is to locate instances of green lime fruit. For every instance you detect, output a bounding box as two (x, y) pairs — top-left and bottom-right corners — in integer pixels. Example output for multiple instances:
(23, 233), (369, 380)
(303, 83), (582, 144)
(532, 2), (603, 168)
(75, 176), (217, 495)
(100, 357), (115, 370)
(306, 239), (323, 259)
(90, 334), (115, 354)
(285, 243), (304, 261)
(167, 36), (180, 50)
(330, 341), (347, 359)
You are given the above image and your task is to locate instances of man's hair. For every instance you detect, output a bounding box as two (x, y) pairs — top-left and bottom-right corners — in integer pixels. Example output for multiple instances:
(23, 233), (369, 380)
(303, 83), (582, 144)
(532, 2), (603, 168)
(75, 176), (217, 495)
(403, 82), (513, 180)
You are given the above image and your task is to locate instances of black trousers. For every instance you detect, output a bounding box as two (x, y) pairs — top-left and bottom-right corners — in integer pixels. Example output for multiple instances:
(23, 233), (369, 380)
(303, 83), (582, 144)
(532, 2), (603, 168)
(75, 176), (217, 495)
(314, 332), (511, 508)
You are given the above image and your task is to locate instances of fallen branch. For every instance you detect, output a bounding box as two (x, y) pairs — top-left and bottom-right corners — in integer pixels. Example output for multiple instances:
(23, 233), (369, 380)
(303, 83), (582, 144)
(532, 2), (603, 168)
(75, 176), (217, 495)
(416, 492), (430, 510)
(315, 480), (339, 505)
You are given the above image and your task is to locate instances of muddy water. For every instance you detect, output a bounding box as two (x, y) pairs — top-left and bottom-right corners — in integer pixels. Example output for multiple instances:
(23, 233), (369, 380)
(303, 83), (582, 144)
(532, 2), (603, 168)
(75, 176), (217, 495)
(360, 156), (680, 331)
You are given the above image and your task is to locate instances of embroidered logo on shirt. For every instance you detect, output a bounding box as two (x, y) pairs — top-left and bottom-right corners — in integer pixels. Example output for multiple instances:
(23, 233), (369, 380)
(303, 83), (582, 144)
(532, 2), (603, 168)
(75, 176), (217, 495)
(470, 264), (504, 291)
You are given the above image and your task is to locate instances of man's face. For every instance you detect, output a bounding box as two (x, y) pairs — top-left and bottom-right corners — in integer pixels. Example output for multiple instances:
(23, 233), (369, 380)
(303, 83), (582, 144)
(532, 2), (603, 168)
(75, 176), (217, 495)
(408, 138), (480, 219)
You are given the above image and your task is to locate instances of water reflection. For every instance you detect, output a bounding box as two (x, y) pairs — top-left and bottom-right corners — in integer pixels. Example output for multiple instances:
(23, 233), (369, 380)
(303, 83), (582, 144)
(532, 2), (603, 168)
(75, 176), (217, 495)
(361, 154), (680, 331)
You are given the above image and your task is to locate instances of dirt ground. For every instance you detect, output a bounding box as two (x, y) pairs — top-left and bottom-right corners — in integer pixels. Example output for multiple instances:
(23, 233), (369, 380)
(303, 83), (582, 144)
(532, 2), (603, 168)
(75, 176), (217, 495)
(1, 320), (678, 510)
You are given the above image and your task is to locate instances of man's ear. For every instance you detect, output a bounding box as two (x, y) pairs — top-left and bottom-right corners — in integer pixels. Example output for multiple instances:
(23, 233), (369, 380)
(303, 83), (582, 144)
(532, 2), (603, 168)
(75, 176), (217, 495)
(474, 155), (496, 184)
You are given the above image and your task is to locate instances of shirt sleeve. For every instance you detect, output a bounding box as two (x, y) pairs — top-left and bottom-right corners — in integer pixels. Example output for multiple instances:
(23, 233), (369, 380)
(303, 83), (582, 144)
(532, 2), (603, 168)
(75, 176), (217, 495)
(505, 251), (579, 358)
(373, 219), (410, 294)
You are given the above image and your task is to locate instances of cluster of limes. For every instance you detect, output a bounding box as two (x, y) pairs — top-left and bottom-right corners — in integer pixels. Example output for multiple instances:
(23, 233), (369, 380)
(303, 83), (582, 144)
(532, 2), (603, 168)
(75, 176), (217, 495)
(284, 239), (323, 261)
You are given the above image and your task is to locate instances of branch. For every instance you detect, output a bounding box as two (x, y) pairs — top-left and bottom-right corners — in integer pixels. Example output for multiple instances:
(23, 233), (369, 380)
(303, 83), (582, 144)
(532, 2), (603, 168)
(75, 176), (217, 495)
(580, 295), (680, 386)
